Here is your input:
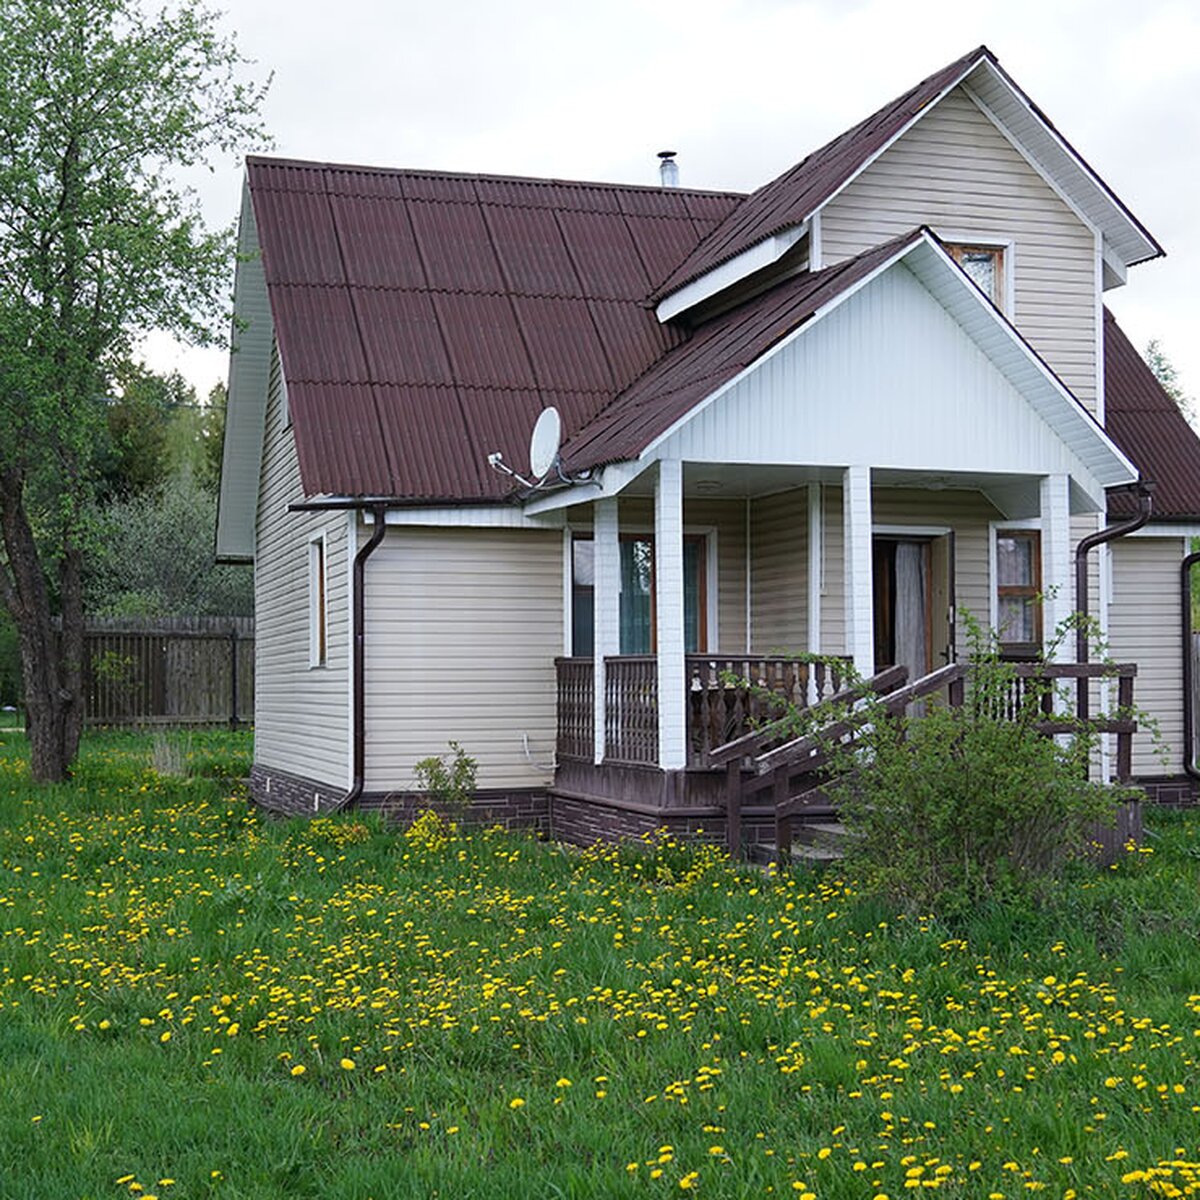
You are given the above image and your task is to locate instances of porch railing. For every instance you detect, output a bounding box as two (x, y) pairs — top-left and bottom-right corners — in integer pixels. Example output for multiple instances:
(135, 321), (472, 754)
(605, 656), (659, 764)
(555, 654), (850, 768)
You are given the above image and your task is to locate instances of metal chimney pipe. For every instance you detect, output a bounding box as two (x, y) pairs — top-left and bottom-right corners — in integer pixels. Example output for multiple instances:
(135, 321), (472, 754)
(658, 150), (679, 187)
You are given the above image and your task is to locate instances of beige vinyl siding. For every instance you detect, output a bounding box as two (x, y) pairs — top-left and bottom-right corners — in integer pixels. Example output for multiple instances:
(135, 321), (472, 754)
(749, 489), (808, 654)
(364, 526), (562, 791)
(821, 485), (845, 652)
(821, 87), (1098, 410)
(1108, 537), (1186, 777)
(254, 344), (350, 788)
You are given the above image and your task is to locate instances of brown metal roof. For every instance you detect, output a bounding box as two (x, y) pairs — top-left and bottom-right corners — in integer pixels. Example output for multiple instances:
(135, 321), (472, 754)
(247, 157), (741, 500)
(560, 231), (925, 471)
(652, 46), (993, 301)
(1104, 309), (1200, 521)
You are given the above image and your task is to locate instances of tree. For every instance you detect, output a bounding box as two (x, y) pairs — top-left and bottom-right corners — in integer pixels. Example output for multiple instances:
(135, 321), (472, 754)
(1144, 339), (1195, 423)
(86, 469), (253, 618)
(0, 0), (267, 781)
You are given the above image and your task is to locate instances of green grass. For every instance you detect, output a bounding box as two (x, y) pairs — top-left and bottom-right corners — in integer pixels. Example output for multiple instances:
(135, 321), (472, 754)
(1, 729), (1199, 1198)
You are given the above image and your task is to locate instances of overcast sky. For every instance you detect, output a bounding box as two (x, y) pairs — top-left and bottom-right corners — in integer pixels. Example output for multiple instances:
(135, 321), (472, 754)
(144, 0), (1200, 412)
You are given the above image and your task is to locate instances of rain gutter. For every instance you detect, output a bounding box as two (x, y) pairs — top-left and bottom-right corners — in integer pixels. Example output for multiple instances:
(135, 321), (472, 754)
(1182, 550), (1200, 783)
(1073, 482), (1154, 721)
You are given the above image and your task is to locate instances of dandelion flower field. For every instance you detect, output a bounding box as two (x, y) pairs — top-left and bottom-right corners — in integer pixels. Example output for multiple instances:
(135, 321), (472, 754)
(2, 731), (1200, 1198)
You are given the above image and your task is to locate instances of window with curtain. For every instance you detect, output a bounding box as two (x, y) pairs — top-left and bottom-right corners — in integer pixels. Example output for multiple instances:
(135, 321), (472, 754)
(996, 529), (1041, 654)
(571, 535), (706, 656)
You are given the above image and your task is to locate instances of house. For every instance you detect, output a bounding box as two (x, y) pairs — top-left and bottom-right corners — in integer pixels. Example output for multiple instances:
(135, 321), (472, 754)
(217, 45), (1200, 843)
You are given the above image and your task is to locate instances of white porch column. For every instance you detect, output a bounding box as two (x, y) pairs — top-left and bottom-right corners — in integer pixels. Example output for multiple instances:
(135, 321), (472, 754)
(655, 459), (687, 770)
(807, 482), (824, 704)
(1040, 473), (1072, 657)
(843, 466), (875, 677)
(592, 498), (620, 764)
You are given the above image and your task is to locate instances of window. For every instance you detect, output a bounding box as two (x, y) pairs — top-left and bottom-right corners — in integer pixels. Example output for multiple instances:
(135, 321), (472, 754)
(309, 535), (327, 667)
(572, 534), (706, 656)
(995, 529), (1041, 655)
(948, 244), (1004, 308)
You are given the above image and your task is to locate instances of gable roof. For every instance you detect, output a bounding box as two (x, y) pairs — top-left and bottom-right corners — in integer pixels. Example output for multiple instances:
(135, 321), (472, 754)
(654, 45), (1162, 305)
(246, 157), (742, 501)
(1104, 309), (1200, 521)
(563, 229), (1137, 500)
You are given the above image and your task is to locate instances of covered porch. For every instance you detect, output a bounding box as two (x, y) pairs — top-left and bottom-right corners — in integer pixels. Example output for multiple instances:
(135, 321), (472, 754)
(549, 459), (1089, 811)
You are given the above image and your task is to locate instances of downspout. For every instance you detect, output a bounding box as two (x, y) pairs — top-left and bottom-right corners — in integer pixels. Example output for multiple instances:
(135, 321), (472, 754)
(335, 503), (389, 811)
(1182, 550), (1200, 782)
(1073, 481), (1154, 721)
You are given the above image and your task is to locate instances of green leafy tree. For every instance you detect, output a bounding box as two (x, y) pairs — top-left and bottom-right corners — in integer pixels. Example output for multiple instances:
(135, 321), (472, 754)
(0, 0), (267, 780)
(1144, 338), (1195, 423)
(86, 469), (252, 618)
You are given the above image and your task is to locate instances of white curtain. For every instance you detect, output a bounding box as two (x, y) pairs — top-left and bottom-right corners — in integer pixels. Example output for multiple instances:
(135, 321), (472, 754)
(894, 542), (928, 680)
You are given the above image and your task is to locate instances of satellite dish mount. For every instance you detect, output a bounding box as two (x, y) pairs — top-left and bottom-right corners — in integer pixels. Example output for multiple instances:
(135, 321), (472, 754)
(486, 405), (597, 491)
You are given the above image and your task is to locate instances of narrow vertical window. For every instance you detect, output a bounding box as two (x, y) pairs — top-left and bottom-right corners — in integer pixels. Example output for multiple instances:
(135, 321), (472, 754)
(309, 535), (327, 667)
(996, 529), (1041, 656)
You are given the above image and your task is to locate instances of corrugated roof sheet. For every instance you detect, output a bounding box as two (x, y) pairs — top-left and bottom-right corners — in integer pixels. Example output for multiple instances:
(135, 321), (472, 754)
(248, 157), (742, 499)
(560, 231), (925, 471)
(1104, 309), (1200, 520)
(652, 46), (992, 300)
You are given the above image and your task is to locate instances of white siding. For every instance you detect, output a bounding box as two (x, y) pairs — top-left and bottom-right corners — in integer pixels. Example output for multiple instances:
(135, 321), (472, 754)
(1108, 538), (1186, 777)
(821, 87), (1098, 410)
(364, 526), (563, 791)
(254, 346), (350, 789)
(656, 264), (1101, 491)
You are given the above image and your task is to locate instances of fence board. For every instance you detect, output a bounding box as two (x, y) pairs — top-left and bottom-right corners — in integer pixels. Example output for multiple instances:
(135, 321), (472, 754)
(79, 617), (254, 727)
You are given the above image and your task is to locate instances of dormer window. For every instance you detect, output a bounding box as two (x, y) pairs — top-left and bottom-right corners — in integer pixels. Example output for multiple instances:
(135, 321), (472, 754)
(948, 244), (1005, 309)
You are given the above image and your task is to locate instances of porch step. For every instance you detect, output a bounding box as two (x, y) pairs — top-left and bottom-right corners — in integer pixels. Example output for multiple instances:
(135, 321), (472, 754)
(746, 820), (853, 866)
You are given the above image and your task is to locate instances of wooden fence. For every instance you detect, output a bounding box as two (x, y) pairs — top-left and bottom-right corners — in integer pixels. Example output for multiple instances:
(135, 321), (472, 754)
(80, 616), (254, 727)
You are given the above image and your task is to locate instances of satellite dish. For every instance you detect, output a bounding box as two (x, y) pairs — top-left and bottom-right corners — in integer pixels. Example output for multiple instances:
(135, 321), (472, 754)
(529, 407), (562, 479)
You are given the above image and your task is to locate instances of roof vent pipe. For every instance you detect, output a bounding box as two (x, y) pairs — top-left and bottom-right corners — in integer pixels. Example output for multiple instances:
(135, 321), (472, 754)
(658, 150), (679, 188)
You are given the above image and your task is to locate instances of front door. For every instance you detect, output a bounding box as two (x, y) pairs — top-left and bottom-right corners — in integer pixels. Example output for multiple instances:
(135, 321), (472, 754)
(872, 534), (955, 680)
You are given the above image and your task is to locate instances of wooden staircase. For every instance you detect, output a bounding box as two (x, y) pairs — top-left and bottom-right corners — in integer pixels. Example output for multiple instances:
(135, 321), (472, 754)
(709, 660), (1139, 865)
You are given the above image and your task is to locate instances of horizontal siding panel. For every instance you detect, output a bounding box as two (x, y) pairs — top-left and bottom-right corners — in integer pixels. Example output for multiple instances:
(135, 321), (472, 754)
(255, 343), (351, 789)
(750, 489), (808, 654)
(821, 87), (1097, 408)
(1108, 538), (1187, 777)
(364, 527), (563, 790)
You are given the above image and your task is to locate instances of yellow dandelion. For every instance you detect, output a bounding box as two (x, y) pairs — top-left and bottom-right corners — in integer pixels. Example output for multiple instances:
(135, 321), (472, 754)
(340, 1058), (355, 1070)
(509, 1097), (525, 1109)
(290, 1064), (306, 1076)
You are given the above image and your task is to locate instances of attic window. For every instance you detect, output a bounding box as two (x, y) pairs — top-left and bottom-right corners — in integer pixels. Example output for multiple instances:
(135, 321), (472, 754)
(948, 244), (1004, 308)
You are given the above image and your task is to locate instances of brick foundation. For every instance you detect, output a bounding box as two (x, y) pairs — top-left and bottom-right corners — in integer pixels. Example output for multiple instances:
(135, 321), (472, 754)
(249, 764), (550, 833)
(1133, 775), (1200, 806)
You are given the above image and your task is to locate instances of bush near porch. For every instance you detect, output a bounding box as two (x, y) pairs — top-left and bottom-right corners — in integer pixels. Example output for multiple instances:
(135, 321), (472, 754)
(1, 729), (1198, 1198)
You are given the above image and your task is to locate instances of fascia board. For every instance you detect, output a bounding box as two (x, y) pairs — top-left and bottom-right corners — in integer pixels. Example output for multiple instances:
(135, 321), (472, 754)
(655, 225), (807, 323)
(215, 180), (272, 563)
(965, 61), (1160, 268)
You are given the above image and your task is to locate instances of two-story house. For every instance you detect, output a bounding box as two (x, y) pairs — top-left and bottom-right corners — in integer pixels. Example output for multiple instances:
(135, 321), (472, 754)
(217, 45), (1200, 843)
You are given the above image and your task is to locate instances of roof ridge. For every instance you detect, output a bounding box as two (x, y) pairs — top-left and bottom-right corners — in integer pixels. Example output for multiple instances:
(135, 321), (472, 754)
(246, 154), (746, 200)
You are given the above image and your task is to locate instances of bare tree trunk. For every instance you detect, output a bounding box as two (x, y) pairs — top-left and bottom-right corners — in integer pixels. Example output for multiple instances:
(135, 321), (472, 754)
(0, 468), (77, 781)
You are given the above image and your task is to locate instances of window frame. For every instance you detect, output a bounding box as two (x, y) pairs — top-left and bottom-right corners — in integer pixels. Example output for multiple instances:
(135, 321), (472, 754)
(992, 526), (1042, 658)
(943, 236), (1014, 316)
(569, 529), (711, 656)
(308, 532), (328, 668)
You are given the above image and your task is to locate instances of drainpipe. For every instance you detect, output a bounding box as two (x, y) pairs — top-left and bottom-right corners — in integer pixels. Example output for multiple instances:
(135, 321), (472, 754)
(1073, 482), (1154, 721)
(334, 504), (389, 811)
(1182, 550), (1200, 783)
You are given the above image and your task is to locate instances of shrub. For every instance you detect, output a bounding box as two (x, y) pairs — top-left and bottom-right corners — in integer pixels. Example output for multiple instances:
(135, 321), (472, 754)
(823, 620), (1135, 918)
(412, 741), (478, 818)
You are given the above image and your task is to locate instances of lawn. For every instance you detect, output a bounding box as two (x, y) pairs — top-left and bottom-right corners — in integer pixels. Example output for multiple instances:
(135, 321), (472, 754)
(1, 731), (1199, 1198)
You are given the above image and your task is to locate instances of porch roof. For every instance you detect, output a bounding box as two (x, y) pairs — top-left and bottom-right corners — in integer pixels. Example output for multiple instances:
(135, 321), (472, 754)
(558, 229), (1137, 501)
